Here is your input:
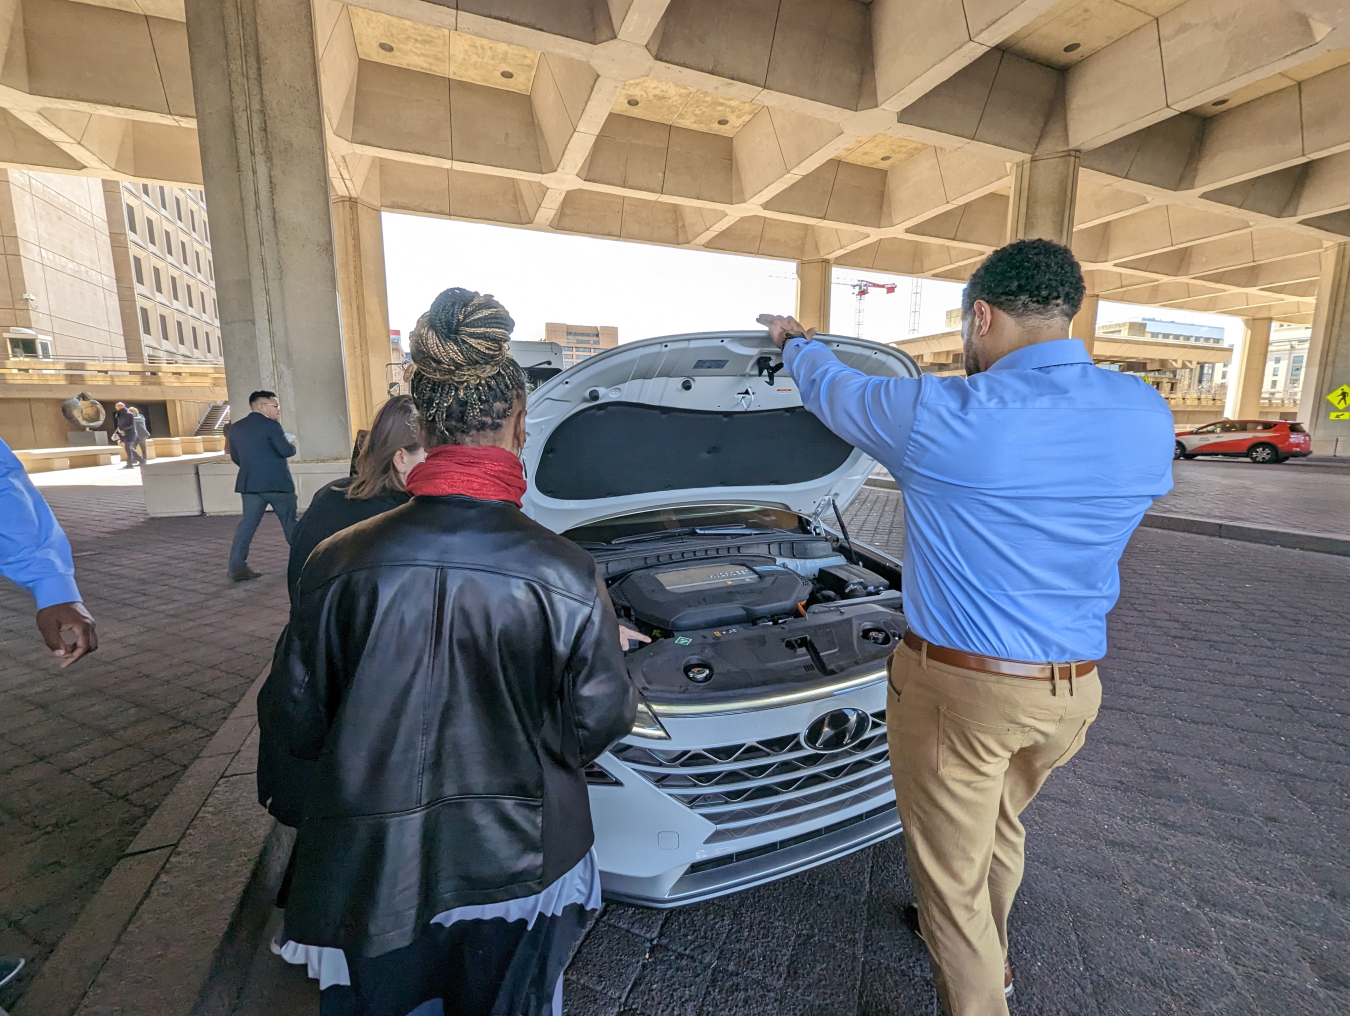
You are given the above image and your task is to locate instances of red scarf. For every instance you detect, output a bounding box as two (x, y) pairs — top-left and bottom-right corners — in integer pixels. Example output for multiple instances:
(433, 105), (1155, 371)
(405, 445), (527, 507)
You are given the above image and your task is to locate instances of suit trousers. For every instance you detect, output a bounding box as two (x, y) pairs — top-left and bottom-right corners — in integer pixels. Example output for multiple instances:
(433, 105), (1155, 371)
(886, 641), (1100, 1016)
(229, 491), (298, 573)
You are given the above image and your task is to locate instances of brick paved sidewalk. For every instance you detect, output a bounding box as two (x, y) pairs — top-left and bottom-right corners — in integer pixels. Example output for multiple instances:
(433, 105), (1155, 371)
(0, 481), (292, 1009)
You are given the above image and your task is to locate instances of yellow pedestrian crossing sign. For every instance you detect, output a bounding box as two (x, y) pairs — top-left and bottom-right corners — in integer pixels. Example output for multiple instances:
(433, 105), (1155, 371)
(1328, 384), (1350, 410)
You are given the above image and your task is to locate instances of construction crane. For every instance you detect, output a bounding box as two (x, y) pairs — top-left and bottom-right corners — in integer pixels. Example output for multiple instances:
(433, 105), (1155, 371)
(908, 277), (923, 337)
(850, 279), (897, 338)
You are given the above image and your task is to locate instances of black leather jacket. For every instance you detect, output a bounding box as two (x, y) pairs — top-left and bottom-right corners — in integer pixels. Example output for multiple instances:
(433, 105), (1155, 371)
(273, 495), (637, 958)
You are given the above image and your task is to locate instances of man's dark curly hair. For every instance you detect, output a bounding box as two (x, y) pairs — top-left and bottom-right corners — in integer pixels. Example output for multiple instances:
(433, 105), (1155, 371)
(961, 239), (1085, 324)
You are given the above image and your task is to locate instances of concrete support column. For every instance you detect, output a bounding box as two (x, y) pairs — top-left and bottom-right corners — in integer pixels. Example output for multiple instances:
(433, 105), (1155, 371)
(333, 198), (392, 436)
(1006, 152), (1081, 246)
(796, 259), (833, 333)
(1229, 317), (1273, 421)
(184, 0), (350, 463)
(1071, 294), (1099, 358)
(1299, 243), (1350, 456)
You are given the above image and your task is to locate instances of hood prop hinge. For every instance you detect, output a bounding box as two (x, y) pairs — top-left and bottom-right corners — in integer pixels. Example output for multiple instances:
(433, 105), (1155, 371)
(755, 355), (784, 386)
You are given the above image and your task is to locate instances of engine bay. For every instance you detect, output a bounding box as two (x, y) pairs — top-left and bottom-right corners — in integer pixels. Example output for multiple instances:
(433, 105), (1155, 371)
(587, 527), (906, 704)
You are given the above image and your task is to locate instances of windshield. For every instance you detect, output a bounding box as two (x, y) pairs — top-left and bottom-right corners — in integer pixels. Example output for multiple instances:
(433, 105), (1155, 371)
(564, 504), (805, 545)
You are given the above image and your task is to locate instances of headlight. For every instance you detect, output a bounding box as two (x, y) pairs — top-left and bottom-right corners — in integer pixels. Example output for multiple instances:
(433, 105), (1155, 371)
(630, 699), (671, 740)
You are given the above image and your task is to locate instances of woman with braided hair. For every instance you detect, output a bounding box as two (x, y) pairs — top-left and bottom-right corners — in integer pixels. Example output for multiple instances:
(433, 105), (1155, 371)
(273, 288), (637, 1016)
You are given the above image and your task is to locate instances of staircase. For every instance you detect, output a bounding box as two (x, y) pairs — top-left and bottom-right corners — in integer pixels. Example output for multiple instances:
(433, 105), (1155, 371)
(194, 401), (230, 435)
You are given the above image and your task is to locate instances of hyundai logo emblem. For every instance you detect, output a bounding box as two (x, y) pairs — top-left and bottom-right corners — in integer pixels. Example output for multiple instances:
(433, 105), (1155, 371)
(801, 708), (871, 752)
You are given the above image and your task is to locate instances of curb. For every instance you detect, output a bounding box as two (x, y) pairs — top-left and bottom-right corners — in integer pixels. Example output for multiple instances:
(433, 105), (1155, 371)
(1138, 513), (1350, 557)
(862, 479), (1350, 558)
(15, 667), (274, 1016)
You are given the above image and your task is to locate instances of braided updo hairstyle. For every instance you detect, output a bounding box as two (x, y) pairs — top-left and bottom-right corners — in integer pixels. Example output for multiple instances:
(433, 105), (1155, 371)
(408, 288), (527, 446)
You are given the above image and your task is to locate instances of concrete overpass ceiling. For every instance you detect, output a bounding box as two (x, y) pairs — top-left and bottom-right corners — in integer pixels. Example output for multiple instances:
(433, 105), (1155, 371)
(0, 0), (1345, 326)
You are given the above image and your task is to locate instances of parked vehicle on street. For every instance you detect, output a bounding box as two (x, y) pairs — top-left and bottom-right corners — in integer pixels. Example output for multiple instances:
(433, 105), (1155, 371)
(522, 331), (917, 907)
(1173, 419), (1311, 464)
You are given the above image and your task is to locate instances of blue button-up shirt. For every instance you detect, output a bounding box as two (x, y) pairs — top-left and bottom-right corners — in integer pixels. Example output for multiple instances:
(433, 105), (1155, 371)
(785, 336), (1174, 662)
(0, 437), (81, 609)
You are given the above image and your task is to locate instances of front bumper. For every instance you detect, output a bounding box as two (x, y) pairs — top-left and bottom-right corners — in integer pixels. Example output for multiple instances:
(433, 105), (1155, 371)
(603, 804), (901, 907)
(588, 671), (900, 907)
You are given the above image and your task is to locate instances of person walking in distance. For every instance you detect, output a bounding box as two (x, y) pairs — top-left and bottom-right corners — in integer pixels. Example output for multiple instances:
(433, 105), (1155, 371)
(227, 390), (298, 582)
(129, 407), (151, 467)
(0, 436), (98, 666)
(758, 239), (1174, 1016)
(272, 288), (636, 1015)
(113, 401), (141, 469)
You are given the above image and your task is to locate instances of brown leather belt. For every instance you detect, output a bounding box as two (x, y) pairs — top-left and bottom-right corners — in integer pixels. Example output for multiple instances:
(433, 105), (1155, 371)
(902, 630), (1097, 682)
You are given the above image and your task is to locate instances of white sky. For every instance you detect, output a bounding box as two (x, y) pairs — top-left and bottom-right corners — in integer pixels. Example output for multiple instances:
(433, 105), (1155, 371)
(382, 212), (1248, 350)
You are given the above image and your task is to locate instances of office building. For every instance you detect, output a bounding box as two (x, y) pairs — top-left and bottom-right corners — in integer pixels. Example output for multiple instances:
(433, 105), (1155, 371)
(545, 322), (618, 368)
(112, 180), (221, 363)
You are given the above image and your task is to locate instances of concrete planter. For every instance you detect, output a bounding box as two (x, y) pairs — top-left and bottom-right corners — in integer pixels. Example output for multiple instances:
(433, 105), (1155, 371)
(142, 458), (205, 517)
(152, 437), (183, 458)
(292, 461), (350, 511)
(197, 458), (242, 515)
(140, 457), (349, 517)
(179, 436), (205, 455)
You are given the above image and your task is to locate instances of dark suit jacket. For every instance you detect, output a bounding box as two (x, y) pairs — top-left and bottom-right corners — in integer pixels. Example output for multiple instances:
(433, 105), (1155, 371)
(229, 411), (296, 493)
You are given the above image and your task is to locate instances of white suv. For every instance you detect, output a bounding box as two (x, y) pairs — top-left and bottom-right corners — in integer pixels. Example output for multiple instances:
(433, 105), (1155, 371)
(521, 331), (916, 906)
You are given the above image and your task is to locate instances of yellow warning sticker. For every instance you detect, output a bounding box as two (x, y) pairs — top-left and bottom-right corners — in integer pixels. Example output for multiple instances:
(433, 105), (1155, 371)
(1332, 411), (1350, 420)
(1327, 384), (1350, 410)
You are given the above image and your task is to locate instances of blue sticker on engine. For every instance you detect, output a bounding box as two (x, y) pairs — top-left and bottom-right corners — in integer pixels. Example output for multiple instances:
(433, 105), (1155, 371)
(675, 636), (693, 645)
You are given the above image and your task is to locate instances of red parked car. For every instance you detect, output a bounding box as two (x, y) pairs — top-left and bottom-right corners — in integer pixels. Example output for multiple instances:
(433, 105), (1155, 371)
(1174, 419), (1312, 464)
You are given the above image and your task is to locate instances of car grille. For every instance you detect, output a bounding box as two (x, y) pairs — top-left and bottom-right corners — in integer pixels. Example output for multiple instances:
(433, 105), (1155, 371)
(609, 710), (892, 843)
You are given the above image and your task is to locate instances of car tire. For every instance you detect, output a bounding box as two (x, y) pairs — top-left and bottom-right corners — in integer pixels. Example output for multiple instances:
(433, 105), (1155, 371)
(1248, 443), (1279, 464)
(1174, 441), (1185, 460)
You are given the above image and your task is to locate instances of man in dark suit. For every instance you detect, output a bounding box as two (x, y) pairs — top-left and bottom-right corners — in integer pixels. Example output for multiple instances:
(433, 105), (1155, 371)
(227, 390), (298, 582)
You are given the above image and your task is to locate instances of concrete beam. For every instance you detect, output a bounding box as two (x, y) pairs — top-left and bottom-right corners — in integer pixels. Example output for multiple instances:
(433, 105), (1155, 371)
(1065, 0), (1337, 150)
(1229, 316), (1272, 418)
(1299, 242), (1350, 449)
(1006, 150), (1079, 245)
(795, 257), (831, 332)
(185, 0), (352, 462)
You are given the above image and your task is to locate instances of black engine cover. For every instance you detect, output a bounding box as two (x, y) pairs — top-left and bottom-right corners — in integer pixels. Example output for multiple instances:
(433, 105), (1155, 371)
(612, 556), (812, 631)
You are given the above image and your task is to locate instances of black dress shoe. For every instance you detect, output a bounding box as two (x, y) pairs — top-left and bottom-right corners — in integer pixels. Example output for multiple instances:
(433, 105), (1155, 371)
(904, 902), (924, 940)
(228, 567), (263, 582)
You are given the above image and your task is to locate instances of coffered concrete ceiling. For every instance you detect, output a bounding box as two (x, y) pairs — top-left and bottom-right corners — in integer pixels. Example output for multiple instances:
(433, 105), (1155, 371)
(3, 0), (1350, 324)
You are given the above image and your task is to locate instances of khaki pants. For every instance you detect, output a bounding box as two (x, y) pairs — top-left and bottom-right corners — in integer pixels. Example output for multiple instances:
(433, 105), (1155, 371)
(886, 641), (1101, 1016)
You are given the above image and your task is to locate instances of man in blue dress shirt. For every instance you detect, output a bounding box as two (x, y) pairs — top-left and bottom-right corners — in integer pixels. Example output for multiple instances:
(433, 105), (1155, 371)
(0, 437), (98, 666)
(761, 239), (1174, 1016)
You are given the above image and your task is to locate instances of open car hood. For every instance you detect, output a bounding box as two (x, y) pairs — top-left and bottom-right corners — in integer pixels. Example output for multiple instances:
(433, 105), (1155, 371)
(521, 331), (919, 534)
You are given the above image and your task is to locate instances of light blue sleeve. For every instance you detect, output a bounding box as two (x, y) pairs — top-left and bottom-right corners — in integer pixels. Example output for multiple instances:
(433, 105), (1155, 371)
(783, 337), (923, 476)
(0, 438), (82, 609)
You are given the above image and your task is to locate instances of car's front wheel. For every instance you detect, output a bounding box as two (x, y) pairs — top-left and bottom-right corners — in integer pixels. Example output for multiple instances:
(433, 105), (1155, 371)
(1248, 443), (1280, 464)
(1175, 441), (1196, 460)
